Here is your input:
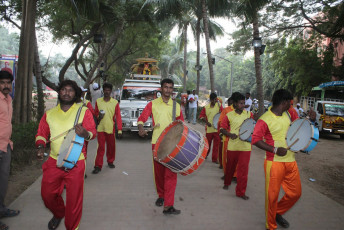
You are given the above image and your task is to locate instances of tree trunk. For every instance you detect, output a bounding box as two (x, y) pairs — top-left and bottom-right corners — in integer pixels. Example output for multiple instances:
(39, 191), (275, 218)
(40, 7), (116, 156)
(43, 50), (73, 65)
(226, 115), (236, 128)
(13, 0), (36, 124)
(252, 13), (264, 117)
(196, 17), (201, 95)
(202, 0), (215, 93)
(33, 31), (45, 121)
(183, 23), (187, 93)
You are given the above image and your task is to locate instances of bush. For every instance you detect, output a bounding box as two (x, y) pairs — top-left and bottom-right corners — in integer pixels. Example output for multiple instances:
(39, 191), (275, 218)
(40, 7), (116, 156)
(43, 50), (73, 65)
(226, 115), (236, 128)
(11, 122), (39, 166)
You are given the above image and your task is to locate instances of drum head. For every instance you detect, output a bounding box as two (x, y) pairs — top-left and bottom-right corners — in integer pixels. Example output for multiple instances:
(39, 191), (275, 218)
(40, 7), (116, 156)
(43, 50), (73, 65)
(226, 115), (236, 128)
(157, 122), (183, 160)
(57, 130), (75, 166)
(239, 118), (255, 141)
(286, 118), (312, 152)
(212, 113), (221, 129)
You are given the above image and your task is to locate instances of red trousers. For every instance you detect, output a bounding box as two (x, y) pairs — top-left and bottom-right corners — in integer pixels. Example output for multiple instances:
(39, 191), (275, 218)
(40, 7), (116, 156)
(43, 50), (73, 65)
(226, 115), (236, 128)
(152, 144), (177, 207)
(206, 132), (220, 162)
(41, 157), (85, 230)
(224, 150), (251, 197)
(95, 132), (116, 168)
(264, 160), (302, 230)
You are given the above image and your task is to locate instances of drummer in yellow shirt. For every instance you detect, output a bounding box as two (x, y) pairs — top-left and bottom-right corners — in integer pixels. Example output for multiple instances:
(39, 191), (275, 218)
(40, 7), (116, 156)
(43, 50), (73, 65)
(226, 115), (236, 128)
(199, 93), (223, 163)
(137, 78), (184, 215)
(35, 80), (97, 230)
(92, 82), (122, 174)
(220, 92), (254, 200)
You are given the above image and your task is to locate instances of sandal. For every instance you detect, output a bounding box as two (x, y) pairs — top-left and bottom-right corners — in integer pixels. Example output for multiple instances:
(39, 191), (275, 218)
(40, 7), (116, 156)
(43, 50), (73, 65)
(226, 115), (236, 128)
(1, 209), (20, 218)
(0, 221), (8, 230)
(48, 216), (62, 230)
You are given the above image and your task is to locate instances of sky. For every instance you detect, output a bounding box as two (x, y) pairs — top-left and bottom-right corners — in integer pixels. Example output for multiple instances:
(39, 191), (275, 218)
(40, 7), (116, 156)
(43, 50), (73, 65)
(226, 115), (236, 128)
(2, 17), (237, 58)
(38, 17), (237, 58)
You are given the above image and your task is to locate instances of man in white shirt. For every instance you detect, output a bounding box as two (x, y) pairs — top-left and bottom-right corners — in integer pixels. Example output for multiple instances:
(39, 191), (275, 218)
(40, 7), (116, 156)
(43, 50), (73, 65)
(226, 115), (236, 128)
(90, 82), (103, 108)
(296, 103), (304, 117)
(188, 90), (198, 125)
(244, 92), (252, 111)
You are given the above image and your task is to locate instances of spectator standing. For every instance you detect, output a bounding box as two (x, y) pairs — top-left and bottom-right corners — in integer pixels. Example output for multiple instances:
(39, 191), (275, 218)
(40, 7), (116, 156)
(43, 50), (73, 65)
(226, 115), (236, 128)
(0, 71), (20, 230)
(188, 89), (198, 124)
(244, 92), (252, 111)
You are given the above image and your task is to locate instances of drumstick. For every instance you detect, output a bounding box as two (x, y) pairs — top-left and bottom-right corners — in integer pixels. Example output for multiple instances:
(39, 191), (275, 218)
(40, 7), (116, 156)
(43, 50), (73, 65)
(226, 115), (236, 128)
(239, 130), (248, 136)
(287, 138), (299, 150)
(290, 119), (306, 140)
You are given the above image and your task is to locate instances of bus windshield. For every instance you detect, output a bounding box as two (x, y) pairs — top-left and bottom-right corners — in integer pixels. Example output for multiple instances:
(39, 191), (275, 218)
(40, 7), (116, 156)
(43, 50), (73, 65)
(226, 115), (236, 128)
(324, 104), (344, 116)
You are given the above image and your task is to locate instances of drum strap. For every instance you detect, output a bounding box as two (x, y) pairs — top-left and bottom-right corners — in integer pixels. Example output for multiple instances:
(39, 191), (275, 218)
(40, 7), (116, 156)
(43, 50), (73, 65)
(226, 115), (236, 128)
(74, 105), (84, 126)
(172, 99), (176, 121)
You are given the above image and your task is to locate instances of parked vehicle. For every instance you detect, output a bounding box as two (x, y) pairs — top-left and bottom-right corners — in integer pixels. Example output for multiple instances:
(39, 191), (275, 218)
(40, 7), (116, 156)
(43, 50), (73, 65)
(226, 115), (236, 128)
(300, 81), (344, 139)
(119, 56), (162, 133)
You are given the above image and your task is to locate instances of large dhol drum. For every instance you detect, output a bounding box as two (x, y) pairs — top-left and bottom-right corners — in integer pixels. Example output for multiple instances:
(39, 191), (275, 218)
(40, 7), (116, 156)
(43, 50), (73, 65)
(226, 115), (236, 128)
(57, 129), (84, 169)
(153, 121), (209, 176)
(239, 118), (256, 142)
(286, 118), (319, 152)
(212, 113), (221, 129)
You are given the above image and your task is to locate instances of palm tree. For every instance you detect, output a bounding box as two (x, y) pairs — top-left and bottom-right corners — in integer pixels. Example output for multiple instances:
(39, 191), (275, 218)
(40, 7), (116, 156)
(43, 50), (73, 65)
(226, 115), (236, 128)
(234, 0), (269, 117)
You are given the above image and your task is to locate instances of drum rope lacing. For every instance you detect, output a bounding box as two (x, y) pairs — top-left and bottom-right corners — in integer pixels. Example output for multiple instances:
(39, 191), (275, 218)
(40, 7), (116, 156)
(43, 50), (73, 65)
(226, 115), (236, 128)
(159, 128), (206, 174)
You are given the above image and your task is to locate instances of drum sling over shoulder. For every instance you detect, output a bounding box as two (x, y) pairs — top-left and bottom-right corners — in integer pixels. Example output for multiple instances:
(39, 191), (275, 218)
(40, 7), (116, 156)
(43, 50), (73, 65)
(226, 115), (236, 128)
(56, 105), (85, 170)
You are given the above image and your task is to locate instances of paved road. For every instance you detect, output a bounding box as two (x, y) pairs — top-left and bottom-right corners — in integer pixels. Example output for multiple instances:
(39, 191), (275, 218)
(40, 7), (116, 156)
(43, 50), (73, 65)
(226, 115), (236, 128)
(5, 123), (344, 229)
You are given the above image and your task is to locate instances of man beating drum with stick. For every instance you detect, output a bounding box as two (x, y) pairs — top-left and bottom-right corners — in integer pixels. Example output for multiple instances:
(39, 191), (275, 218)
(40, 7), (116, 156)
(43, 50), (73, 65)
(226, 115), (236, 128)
(36, 80), (97, 230)
(137, 78), (184, 215)
(251, 89), (300, 230)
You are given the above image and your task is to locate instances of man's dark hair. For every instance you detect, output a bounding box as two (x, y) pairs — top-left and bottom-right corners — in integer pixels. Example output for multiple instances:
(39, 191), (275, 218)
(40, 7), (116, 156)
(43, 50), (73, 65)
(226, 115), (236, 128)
(230, 92), (242, 102)
(246, 92), (251, 96)
(0, 71), (13, 82)
(161, 78), (174, 87)
(57, 79), (81, 103)
(103, 82), (113, 90)
(272, 89), (293, 106)
(210, 92), (217, 100)
(232, 92), (245, 103)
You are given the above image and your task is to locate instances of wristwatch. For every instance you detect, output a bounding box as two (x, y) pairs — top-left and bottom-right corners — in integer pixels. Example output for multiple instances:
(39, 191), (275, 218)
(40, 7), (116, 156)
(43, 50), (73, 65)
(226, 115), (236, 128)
(37, 145), (44, 149)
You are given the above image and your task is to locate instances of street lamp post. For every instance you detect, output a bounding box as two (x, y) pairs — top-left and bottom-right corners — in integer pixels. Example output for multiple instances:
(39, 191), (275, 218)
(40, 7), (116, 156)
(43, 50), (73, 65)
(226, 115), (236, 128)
(203, 53), (234, 96)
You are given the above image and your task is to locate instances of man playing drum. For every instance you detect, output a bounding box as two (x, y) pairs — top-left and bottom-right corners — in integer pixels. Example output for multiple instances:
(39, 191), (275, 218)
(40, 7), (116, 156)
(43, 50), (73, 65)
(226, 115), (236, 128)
(92, 82), (122, 174)
(199, 92), (223, 163)
(137, 78), (184, 215)
(252, 89), (299, 230)
(36, 80), (97, 230)
(220, 93), (254, 200)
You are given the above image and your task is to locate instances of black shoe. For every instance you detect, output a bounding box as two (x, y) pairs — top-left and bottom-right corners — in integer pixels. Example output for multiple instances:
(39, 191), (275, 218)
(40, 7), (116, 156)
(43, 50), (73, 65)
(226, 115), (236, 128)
(163, 206), (181, 215)
(276, 214), (289, 228)
(92, 166), (101, 174)
(108, 163), (115, 168)
(221, 175), (225, 180)
(85, 174), (87, 179)
(48, 216), (62, 230)
(219, 165), (223, 169)
(232, 177), (237, 183)
(223, 185), (229, 190)
(155, 198), (164, 207)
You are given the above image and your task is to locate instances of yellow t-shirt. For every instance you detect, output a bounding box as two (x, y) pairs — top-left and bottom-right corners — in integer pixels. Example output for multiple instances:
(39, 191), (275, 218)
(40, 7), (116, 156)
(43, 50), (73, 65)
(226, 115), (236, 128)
(138, 97), (182, 144)
(204, 103), (222, 133)
(96, 97), (119, 134)
(226, 110), (252, 151)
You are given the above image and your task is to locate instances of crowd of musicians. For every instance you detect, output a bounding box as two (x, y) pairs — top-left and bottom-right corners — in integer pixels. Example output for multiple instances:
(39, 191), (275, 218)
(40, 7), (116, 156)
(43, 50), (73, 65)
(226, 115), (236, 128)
(0, 70), (314, 230)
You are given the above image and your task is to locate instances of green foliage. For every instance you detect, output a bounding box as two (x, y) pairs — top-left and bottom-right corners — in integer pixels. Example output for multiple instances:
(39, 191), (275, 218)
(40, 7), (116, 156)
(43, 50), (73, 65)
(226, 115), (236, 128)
(0, 26), (19, 54)
(11, 122), (39, 165)
(270, 38), (329, 97)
